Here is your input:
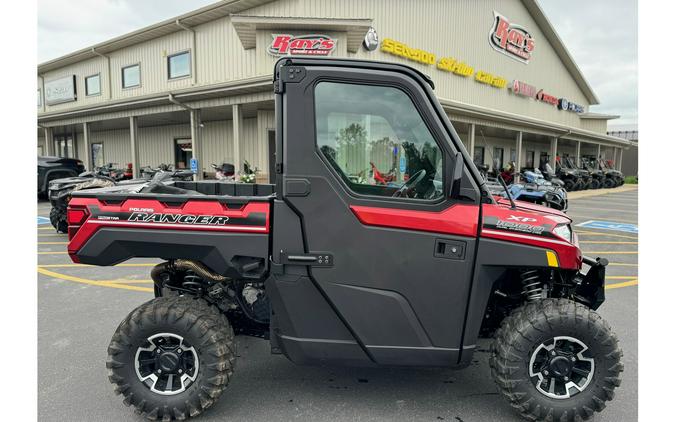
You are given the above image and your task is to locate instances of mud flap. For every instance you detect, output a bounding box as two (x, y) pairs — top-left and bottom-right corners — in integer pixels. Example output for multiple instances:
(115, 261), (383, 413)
(574, 256), (608, 310)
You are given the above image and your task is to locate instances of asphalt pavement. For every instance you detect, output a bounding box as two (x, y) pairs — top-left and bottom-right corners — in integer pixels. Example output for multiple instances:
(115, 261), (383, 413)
(37, 186), (638, 422)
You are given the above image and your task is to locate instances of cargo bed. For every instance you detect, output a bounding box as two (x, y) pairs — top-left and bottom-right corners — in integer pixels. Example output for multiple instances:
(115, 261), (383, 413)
(67, 181), (275, 279)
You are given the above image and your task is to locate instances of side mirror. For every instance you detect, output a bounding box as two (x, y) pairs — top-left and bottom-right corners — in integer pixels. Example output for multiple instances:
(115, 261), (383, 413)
(450, 152), (463, 199)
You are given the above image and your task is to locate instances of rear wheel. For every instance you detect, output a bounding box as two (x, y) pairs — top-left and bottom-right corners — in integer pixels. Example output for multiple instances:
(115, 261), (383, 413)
(49, 207), (68, 233)
(590, 179), (601, 189)
(490, 299), (622, 421)
(107, 296), (235, 421)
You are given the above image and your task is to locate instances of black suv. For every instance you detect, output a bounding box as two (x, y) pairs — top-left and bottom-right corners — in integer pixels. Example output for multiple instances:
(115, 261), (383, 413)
(37, 156), (85, 197)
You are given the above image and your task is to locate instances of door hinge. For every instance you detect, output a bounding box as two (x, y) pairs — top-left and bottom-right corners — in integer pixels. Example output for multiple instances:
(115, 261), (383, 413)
(275, 162), (283, 174)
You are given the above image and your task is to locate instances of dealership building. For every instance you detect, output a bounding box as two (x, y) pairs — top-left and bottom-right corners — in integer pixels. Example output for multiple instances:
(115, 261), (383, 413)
(37, 0), (636, 182)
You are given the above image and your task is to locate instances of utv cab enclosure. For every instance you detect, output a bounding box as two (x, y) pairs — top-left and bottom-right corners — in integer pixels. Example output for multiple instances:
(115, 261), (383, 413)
(67, 58), (621, 422)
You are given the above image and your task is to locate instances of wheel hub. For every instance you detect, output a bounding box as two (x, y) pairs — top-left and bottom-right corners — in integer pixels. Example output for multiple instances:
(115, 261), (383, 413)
(529, 336), (595, 399)
(134, 333), (199, 396)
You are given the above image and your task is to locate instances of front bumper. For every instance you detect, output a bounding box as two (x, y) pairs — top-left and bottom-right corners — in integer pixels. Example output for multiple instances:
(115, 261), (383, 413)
(573, 256), (608, 310)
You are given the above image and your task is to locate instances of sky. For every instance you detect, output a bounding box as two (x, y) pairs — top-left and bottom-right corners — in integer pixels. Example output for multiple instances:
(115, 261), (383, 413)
(37, 0), (638, 130)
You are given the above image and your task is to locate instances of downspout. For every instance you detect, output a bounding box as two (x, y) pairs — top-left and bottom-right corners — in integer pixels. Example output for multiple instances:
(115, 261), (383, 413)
(168, 93), (193, 111)
(91, 48), (112, 100)
(176, 19), (197, 85)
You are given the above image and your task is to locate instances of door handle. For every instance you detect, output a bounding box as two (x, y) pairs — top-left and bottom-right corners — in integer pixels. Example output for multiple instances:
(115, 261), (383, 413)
(434, 239), (466, 260)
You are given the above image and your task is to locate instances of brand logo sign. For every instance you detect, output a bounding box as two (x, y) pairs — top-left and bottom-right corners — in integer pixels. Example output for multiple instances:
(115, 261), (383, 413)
(363, 27), (379, 51)
(509, 80), (537, 98)
(558, 98), (585, 113)
(45, 75), (77, 105)
(489, 11), (535, 64)
(267, 34), (336, 56)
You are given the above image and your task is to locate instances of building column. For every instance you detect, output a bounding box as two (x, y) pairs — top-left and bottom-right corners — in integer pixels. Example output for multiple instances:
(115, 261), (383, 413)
(550, 137), (558, 172)
(618, 148), (624, 171)
(515, 131), (523, 182)
(82, 122), (92, 171)
(43, 127), (53, 156)
(129, 116), (140, 179)
(232, 104), (242, 175)
(190, 109), (202, 180)
(468, 123), (475, 160)
(575, 141), (581, 167)
(596, 144), (602, 163)
(613, 147), (618, 167)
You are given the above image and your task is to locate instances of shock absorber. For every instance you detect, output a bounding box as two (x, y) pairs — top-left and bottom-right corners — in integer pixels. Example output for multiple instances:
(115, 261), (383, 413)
(520, 269), (544, 300)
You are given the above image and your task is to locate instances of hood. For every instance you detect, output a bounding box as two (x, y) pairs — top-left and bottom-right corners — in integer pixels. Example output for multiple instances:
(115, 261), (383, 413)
(495, 197), (570, 223)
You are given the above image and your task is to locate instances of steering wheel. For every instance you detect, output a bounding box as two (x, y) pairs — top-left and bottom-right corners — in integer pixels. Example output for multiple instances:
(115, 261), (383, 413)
(393, 169), (426, 198)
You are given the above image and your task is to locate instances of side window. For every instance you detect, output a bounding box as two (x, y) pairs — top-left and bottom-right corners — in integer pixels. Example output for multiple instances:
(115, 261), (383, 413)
(315, 82), (444, 200)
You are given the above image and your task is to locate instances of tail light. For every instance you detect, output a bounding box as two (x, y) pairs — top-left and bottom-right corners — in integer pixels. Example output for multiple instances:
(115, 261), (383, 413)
(67, 206), (89, 240)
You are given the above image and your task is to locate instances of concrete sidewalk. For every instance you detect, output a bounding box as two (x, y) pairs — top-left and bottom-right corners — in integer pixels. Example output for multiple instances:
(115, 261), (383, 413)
(567, 184), (638, 200)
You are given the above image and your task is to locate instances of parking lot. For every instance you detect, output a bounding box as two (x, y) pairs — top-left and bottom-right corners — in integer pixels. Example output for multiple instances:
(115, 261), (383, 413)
(37, 186), (638, 422)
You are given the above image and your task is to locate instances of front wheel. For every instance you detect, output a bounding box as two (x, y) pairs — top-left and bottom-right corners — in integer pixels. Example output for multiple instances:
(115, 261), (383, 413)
(490, 299), (622, 421)
(107, 296), (235, 420)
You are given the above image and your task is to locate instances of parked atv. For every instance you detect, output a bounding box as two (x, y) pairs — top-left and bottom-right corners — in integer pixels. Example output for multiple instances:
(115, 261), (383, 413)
(539, 162), (565, 188)
(600, 158), (624, 187)
(580, 158), (606, 189)
(554, 158), (582, 191)
(65, 58), (621, 422)
(211, 162), (235, 181)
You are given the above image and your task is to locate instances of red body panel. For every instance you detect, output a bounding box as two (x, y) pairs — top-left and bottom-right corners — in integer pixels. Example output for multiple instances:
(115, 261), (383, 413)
(481, 202), (581, 269)
(349, 204), (480, 238)
(67, 197), (270, 262)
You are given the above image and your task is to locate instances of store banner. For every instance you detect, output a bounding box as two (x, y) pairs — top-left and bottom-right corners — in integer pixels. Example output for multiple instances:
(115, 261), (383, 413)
(45, 75), (77, 105)
(489, 11), (536, 64)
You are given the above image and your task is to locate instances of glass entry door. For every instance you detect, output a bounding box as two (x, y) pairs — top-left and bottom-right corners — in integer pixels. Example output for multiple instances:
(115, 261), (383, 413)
(174, 138), (192, 169)
(54, 135), (74, 158)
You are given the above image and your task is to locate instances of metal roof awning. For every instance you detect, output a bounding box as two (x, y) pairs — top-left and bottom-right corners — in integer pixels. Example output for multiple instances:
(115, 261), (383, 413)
(440, 97), (637, 148)
(230, 15), (373, 53)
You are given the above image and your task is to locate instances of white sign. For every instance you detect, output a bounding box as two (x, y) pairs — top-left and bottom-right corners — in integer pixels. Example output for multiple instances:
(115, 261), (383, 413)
(45, 75), (77, 105)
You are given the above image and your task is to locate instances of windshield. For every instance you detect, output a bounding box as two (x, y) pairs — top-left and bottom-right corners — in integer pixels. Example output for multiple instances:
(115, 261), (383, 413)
(564, 157), (577, 169)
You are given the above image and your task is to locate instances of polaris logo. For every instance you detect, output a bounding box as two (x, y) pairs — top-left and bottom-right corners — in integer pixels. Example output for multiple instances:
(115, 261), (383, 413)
(128, 212), (230, 225)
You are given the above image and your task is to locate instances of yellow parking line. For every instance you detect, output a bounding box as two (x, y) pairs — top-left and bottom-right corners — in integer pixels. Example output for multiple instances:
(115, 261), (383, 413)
(37, 251), (68, 255)
(576, 231), (638, 240)
(580, 241), (638, 245)
(38, 242), (68, 245)
(570, 206), (638, 214)
(606, 276), (638, 280)
(37, 267), (153, 293)
(584, 251), (638, 255)
(606, 279), (638, 289)
(37, 227), (54, 230)
(609, 263), (638, 267)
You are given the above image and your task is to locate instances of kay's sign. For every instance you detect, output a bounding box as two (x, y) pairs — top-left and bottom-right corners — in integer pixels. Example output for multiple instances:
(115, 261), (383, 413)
(489, 11), (535, 64)
(267, 34), (336, 56)
(45, 75), (77, 105)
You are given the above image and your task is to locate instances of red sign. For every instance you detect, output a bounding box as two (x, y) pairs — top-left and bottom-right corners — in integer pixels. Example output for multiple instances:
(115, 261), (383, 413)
(489, 11), (535, 64)
(267, 34), (336, 56)
(509, 80), (537, 98)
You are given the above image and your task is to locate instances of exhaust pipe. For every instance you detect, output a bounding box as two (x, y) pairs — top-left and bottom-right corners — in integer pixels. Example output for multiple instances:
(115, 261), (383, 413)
(150, 259), (229, 285)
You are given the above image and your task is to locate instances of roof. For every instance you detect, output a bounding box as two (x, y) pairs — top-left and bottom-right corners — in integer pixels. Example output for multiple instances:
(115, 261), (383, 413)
(38, 0), (277, 74)
(579, 112), (620, 120)
(522, 0), (600, 105)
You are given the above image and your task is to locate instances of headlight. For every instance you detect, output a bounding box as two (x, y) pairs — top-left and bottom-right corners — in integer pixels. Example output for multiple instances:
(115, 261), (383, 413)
(553, 224), (572, 242)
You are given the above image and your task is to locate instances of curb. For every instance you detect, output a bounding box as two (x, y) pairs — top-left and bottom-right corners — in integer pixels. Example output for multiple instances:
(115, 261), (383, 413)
(567, 184), (638, 200)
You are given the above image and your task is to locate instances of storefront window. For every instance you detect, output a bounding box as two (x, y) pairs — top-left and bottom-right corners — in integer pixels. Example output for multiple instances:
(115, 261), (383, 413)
(510, 148), (517, 164)
(473, 146), (484, 166)
(493, 147), (504, 171)
(525, 150), (535, 168)
(168, 51), (191, 79)
(122, 64), (140, 88)
(91, 143), (104, 167)
(539, 152), (549, 169)
(175, 138), (192, 169)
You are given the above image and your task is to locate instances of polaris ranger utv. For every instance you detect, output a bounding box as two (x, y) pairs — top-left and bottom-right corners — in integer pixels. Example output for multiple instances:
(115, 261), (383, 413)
(66, 59), (621, 421)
